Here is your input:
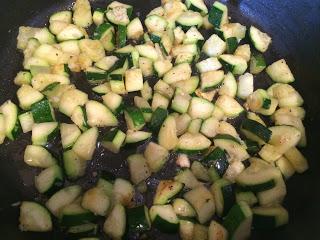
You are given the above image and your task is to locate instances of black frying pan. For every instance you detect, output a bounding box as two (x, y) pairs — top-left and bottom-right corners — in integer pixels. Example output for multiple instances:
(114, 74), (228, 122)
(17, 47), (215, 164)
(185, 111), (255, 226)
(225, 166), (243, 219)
(0, 0), (320, 239)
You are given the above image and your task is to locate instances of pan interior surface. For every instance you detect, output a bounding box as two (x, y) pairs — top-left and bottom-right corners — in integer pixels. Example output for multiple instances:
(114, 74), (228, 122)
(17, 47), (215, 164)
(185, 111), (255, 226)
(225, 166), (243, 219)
(0, 0), (319, 239)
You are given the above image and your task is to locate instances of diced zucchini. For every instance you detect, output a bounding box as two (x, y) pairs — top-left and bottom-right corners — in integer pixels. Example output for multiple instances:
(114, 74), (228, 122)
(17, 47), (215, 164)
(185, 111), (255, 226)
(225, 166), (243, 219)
(141, 81), (153, 100)
(158, 115), (178, 150)
(17, 85), (43, 110)
(93, 8), (105, 26)
(171, 88), (192, 114)
(185, 0), (208, 15)
(145, 15), (167, 32)
(92, 83), (111, 95)
(202, 34), (226, 57)
(127, 154), (151, 184)
(219, 72), (237, 97)
(34, 28), (56, 44)
(236, 161), (280, 192)
(85, 66), (108, 83)
(223, 202), (252, 240)
(124, 106), (145, 130)
(252, 206), (289, 229)
(95, 56), (119, 71)
(256, 172), (287, 206)
(275, 156), (295, 179)
(67, 223), (98, 239)
(241, 118), (272, 144)
(179, 219), (195, 240)
(150, 205), (179, 233)
(14, 71), (32, 86)
(284, 147), (308, 173)
(151, 92), (169, 110)
(208, 220), (228, 240)
(236, 191), (258, 207)
(234, 44), (251, 62)
(116, 25), (127, 48)
(63, 149), (86, 180)
(102, 128), (126, 153)
(35, 164), (63, 195)
(72, 0), (92, 28)
(103, 204), (126, 239)
(201, 147), (229, 181)
(188, 97), (214, 119)
(177, 132), (211, 154)
(79, 39), (105, 62)
(72, 127), (98, 161)
(266, 59), (295, 83)
(19, 201), (52, 232)
(127, 17), (144, 40)
(71, 106), (89, 131)
(139, 57), (154, 77)
(154, 180), (184, 205)
(24, 145), (56, 168)
(127, 205), (151, 234)
(226, 37), (238, 54)
(215, 95), (244, 118)
(31, 99), (55, 123)
(154, 80), (174, 99)
(149, 107), (168, 132)
(219, 54), (248, 75)
(86, 100), (118, 127)
(81, 187), (110, 216)
(200, 70), (224, 91)
(17, 26), (40, 50)
(125, 130), (151, 144)
(211, 179), (235, 217)
(270, 83), (303, 108)
(113, 178), (134, 207)
(93, 22), (115, 51)
(31, 122), (59, 146)
(172, 198), (196, 218)
(57, 24), (85, 42)
(59, 40), (81, 55)
(208, 1), (228, 28)
(213, 138), (249, 162)
(163, 63), (192, 84)
(249, 26), (272, 53)
(200, 117), (219, 138)
(46, 185), (82, 216)
(250, 52), (266, 74)
(196, 57), (222, 73)
(106, 6), (130, 26)
(0, 101), (21, 140)
(109, 76), (126, 95)
(124, 68), (144, 92)
(172, 76), (200, 94)
(184, 186), (215, 224)
(34, 44), (68, 66)
(144, 142), (169, 172)
(135, 44), (159, 61)
(191, 161), (210, 181)
(237, 73), (254, 99)
(176, 11), (203, 31)
(188, 118), (203, 134)
(59, 89), (88, 117)
(273, 107), (305, 120)
(175, 169), (201, 189)
(60, 203), (96, 227)
(183, 27), (204, 45)
(18, 112), (34, 133)
(268, 125), (301, 154)
(102, 92), (123, 114)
